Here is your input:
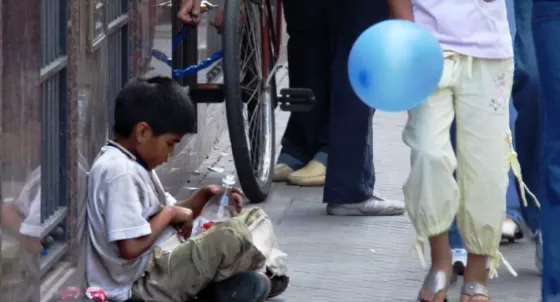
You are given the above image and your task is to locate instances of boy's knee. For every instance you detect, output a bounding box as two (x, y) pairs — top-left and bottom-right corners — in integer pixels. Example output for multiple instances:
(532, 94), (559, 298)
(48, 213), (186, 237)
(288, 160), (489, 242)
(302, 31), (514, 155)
(215, 219), (252, 246)
(213, 272), (271, 302)
(237, 272), (271, 302)
(208, 219), (264, 268)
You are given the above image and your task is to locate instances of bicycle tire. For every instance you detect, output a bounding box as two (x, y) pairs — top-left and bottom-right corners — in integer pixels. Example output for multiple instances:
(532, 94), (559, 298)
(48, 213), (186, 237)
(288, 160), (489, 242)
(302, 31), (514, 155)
(223, 0), (277, 203)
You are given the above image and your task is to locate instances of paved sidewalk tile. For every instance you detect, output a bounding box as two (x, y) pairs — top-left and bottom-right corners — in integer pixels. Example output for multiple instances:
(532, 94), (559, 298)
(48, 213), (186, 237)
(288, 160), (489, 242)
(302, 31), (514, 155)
(187, 77), (540, 301)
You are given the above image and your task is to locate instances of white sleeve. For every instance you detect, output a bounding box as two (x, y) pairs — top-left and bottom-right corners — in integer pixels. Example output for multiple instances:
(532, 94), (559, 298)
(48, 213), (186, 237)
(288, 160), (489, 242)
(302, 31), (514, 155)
(104, 174), (152, 242)
(164, 192), (177, 206)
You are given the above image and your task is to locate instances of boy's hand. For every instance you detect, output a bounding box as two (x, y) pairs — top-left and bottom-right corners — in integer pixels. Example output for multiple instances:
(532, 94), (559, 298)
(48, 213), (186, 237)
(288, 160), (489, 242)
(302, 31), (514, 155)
(170, 206), (194, 224)
(178, 0), (202, 24)
(175, 220), (193, 240)
(206, 185), (245, 213)
(170, 206), (194, 240)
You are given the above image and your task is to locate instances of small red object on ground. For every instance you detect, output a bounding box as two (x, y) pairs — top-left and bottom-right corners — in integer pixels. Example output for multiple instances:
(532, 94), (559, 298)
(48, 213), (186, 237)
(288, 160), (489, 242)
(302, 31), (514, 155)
(85, 287), (108, 302)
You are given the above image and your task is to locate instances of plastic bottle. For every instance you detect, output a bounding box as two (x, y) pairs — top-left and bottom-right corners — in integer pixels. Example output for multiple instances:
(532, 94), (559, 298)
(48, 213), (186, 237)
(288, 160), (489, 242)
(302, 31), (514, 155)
(191, 174), (236, 237)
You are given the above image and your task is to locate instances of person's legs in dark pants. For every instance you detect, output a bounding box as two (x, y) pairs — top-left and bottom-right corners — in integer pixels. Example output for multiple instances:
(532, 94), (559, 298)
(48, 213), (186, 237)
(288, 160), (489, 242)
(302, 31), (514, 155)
(323, 0), (404, 216)
(512, 0), (541, 238)
(273, 0), (331, 186)
(533, 0), (560, 299)
(196, 272), (270, 302)
(509, 0), (545, 275)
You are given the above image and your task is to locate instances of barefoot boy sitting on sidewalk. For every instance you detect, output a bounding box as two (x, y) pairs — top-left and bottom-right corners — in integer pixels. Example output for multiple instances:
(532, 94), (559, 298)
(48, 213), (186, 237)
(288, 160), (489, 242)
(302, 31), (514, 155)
(86, 76), (275, 302)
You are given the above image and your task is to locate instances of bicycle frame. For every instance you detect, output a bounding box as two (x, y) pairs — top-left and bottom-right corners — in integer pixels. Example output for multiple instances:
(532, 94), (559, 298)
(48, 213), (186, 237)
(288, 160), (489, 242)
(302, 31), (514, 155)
(151, 0), (283, 80)
(151, 25), (223, 78)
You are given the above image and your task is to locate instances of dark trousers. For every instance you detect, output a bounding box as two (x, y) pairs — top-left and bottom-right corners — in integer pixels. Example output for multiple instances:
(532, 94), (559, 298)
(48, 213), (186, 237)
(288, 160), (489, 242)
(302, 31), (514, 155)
(279, 0), (331, 168)
(195, 272), (269, 302)
(533, 0), (560, 299)
(323, 0), (390, 203)
(281, 0), (390, 203)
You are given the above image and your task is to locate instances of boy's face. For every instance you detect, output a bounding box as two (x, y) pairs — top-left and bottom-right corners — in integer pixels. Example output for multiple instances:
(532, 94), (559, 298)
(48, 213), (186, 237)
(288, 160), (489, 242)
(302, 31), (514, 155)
(134, 122), (183, 170)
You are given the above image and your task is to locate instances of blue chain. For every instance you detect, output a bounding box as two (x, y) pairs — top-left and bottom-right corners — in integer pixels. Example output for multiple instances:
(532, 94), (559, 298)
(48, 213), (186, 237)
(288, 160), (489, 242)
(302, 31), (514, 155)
(151, 26), (223, 77)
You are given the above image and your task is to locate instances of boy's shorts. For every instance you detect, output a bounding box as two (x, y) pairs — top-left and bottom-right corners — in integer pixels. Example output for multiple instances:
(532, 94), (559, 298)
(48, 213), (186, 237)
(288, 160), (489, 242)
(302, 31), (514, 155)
(130, 208), (268, 302)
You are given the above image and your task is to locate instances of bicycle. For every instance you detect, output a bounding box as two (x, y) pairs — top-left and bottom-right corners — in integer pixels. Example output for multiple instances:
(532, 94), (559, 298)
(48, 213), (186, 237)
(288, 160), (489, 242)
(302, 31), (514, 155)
(152, 0), (315, 203)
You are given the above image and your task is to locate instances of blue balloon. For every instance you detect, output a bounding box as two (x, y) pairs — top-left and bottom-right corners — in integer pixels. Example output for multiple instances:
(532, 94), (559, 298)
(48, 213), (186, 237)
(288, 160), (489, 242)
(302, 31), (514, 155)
(348, 20), (444, 112)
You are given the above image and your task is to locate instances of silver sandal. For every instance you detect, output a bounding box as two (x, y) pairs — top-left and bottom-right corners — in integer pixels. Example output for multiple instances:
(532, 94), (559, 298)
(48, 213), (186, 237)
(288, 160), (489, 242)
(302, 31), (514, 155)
(461, 281), (490, 301)
(417, 269), (449, 302)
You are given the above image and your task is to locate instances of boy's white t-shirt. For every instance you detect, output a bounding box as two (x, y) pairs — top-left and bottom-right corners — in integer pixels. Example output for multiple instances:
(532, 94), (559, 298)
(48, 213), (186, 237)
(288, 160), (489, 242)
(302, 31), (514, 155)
(86, 143), (177, 302)
(413, 0), (513, 59)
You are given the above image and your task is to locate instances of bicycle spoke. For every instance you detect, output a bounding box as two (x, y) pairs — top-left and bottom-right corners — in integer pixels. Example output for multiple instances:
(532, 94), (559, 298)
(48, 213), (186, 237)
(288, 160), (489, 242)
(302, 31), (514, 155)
(238, 0), (267, 172)
(223, 0), (276, 201)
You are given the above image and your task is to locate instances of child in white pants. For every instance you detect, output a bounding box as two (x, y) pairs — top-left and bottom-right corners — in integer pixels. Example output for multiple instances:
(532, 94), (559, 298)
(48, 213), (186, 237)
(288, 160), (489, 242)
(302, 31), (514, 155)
(405, 1), (514, 301)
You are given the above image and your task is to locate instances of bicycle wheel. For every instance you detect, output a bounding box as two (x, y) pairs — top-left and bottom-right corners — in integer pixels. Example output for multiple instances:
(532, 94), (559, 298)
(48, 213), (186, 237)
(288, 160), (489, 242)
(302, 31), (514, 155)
(223, 0), (277, 203)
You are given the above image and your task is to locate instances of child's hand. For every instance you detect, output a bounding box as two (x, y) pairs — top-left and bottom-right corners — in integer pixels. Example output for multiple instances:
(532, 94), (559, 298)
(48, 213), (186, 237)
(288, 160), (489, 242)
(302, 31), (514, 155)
(170, 206), (194, 240)
(170, 206), (194, 224)
(206, 185), (245, 213)
(175, 221), (193, 241)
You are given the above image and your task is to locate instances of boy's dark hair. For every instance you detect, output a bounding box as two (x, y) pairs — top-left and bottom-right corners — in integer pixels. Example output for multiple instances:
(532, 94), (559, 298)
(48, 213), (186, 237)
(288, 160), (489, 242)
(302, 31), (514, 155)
(113, 76), (196, 138)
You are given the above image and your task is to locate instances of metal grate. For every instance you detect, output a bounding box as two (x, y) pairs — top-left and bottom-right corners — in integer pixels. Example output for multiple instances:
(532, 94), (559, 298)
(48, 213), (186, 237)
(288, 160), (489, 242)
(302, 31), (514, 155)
(40, 0), (67, 68)
(40, 75), (61, 222)
(106, 0), (127, 23)
(40, 0), (68, 225)
(38, 0), (70, 278)
(107, 0), (129, 128)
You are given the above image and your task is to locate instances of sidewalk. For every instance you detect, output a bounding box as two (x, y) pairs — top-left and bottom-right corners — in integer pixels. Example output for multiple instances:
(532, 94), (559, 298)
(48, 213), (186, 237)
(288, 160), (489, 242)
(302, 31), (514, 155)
(188, 79), (541, 301)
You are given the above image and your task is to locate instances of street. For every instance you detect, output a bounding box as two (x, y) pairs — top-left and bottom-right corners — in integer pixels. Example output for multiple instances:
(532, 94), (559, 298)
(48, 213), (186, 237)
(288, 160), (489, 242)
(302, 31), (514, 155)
(187, 77), (542, 302)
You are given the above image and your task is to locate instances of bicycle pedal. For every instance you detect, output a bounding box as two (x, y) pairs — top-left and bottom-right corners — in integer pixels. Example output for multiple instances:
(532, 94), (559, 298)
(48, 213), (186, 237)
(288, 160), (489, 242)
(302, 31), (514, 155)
(278, 88), (316, 112)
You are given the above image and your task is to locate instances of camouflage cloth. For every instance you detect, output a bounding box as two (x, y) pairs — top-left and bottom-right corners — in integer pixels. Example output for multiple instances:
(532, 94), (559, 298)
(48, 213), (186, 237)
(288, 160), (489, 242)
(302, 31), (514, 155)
(130, 208), (267, 302)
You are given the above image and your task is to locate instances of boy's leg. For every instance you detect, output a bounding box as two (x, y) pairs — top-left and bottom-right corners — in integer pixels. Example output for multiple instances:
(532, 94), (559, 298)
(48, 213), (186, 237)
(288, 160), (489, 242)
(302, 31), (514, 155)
(454, 57), (513, 280)
(533, 0), (560, 298)
(196, 272), (270, 302)
(131, 218), (266, 302)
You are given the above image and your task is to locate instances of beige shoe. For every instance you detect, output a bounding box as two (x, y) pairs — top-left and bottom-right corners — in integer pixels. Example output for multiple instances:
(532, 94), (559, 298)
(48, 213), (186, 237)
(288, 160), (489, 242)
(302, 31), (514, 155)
(286, 160), (326, 187)
(272, 164), (294, 182)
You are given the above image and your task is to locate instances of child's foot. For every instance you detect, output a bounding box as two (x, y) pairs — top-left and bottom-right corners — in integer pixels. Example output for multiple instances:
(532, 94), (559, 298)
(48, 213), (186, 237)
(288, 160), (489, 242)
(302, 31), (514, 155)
(460, 282), (490, 302)
(417, 269), (450, 302)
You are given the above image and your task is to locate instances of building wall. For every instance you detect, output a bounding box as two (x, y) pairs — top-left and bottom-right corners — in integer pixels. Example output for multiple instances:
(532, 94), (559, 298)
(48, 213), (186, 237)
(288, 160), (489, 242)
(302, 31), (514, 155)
(1, 0), (227, 298)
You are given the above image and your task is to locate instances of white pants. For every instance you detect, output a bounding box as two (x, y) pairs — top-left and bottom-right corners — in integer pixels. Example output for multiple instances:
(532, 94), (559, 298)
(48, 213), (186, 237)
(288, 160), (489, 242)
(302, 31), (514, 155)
(403, 52), (514, 260)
